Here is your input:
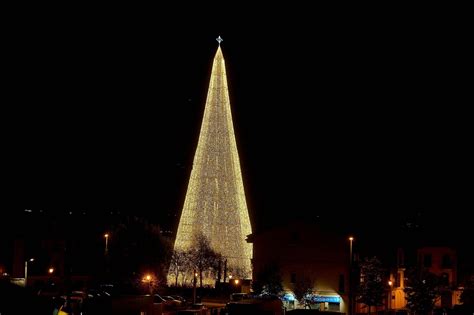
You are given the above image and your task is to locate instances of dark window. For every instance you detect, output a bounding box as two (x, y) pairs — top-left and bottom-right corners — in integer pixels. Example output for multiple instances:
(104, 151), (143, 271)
(339, 274), (345, 293)
(424, 254), (432, 267)
(442, 254), (452, 268)
(290, 273), (297, 284)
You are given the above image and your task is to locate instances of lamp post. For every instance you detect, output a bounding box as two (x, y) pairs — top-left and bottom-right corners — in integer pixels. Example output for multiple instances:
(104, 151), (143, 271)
(388, 280), (393, 310)
(24, 258), (34, 287)
(348, 236), (354, 315)
(47, 267), (55, 287)
(144, 274), (153, 295)
(104, 233), (109, 255)
(193, 270), (198, 305)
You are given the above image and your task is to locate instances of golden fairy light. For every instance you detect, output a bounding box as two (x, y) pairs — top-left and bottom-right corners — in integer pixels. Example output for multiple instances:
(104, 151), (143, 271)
(172, 38), (252, 282)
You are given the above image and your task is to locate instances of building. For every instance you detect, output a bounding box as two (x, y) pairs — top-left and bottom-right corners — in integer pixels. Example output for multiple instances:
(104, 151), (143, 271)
(248, 221), (349, 312)
(171, 37), (252, 284)
(419, 247), (460, 309)
(386, 246), (462, 312)
(386, 248), (408, 310)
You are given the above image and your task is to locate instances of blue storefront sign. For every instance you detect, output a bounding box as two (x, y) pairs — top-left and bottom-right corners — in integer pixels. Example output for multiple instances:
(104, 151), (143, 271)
(311, 295), (341, 303)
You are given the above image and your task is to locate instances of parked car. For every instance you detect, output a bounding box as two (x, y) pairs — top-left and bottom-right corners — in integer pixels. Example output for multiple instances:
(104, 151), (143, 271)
(164, 295), (183, 304)
(153, 294), (182, 307)
(37, 287), (60, 298)
(226, 294), (284, 315)
(230, 293), (250, 302)
(170, 295), (186, 304)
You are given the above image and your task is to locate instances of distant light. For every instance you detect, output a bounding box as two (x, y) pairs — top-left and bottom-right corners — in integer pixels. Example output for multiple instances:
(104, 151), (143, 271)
(104, 234), (109, 238)
(146, 275), (151, 281)
(349, 236), (354, 241)
(229, 274), (232, 279)
(388, 280), (393, 286)
(234, 279), (239, 285)
(48, 268), (54, 274)
(29, 258), (35, 262)
(25, 209), (32, 213)
(194, 272), (198, 277)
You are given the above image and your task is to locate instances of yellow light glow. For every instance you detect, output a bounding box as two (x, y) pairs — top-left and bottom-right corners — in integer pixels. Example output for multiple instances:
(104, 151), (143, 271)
(349, 236), (354, 241)
(48, 268), (54, 274)
(104, 233), (109, 238)
(146, 275), (151, 281)
(388, 280), (393, 286)
(234, 279), (239, 285)
(171, 43), (252, 285)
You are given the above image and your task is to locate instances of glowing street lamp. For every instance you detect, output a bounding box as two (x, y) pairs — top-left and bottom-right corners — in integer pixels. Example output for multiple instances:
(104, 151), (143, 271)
(104, 233), (109, 254)
(24, 258), (34, 287)
(193, 270), (198, 305)
(143, 274), (153, 294)
(348, 236), (354, 315)
(349, 237), (354, 263)
(48, 268), (54, 274)
(388, 280), (393, 310)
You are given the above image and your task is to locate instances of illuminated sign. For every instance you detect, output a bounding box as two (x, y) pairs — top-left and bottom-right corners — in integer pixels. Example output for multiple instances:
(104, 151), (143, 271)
(312, 295), (341, 303)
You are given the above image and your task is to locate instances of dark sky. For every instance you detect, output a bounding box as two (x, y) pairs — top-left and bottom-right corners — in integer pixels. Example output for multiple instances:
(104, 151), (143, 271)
(2, 9), (471, 248)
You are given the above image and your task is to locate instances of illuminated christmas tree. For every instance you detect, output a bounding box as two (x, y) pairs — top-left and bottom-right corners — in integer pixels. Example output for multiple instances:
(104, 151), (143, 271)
(172, 37), (252, 283)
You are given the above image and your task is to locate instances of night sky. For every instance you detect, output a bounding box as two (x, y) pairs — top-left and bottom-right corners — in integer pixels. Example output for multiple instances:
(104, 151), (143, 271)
(2, 9), (471, 257)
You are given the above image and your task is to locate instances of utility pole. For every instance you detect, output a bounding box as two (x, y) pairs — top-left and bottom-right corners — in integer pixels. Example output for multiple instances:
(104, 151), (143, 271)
(349, 236), (354, 315)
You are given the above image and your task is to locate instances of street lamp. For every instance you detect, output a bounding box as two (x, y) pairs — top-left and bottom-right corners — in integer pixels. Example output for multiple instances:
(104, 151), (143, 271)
(193, 270), (198, 305)
(104, 233), (109, 254)
(48, 267), (54, 274)
(349, 238), (354, 275)
(388, 280), (393, 310)
(143, 274), (153, 294)
(24, 258), (34, 287)
(348, 236), (354, 315)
